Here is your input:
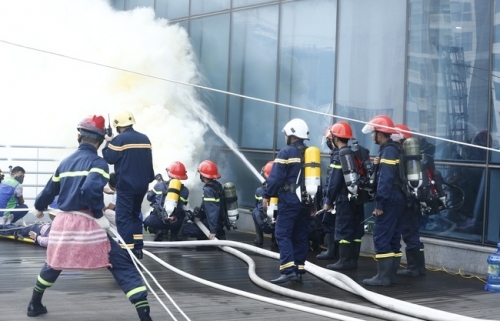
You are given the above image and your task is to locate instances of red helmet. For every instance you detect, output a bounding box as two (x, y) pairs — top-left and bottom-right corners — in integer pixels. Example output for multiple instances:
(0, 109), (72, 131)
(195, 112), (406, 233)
(77, 115), (106, 137)
(393, 124), (412, 140)
(198, 160), (221, 179)
(167, 161), (188, 180)
(261, 161), (274, 179)
(362, 115), (396, 134)
(330, 121), (354, 140)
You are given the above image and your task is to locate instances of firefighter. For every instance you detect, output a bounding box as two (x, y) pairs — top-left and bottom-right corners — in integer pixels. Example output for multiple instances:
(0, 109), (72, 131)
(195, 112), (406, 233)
(182, 160), (226, 240)
(361, 115), (406, 286)
(322, 121), (361, 270)
(102, 110), (155, 259)
(0, 166), (28, 224)
(392, 124), (426, 277)
(316, 126), (339, 260)
(144, 161), (189, 242)
(262, 118), (313, 284)
(26, 115), (153, 321)
(252, 161), (276, 246)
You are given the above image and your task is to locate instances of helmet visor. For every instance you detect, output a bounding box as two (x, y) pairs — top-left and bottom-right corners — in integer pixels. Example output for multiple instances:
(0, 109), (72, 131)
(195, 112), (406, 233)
(391, 133), (405, 141)
(361, 124), (375, 134)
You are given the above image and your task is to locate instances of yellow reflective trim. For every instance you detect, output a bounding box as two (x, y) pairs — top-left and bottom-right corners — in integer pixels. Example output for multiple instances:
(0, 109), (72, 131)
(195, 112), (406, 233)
(375, 252), (395, 259)
(37, 275), (53, 287)
(287, 158), (301, 163)
(353, 239), (362, 243)
(339, 239), (351, 244)
(133, 234), (143, 240)
(52, 168), (109, 182)
(394, 252), (403, 258)
(329, 164), (336, 168)
(274, 157), (301, 164)
(180, 196), (188, 202)
(108, 143), (152, 151)
(203, 197), (220, 202)
(255, 195), (263, 200)
(380, 159), (399, 165)
(274, 158), (287, 164)
(332, 164), (342, 169)
(120, 244), (135, 249)
(280, 262), (295, 270)
(297, 265), (305, 270)
(126, 286), (147, 299)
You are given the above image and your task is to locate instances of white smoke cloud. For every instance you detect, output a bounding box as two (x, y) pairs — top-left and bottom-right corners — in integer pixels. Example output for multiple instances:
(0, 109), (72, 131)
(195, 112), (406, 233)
(0, 0), (209, 200)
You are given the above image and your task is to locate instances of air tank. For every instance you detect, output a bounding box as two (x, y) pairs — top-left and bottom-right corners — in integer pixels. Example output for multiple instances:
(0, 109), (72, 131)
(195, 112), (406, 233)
(403, 137), (423, 189)
(164, 179), (181, 215)
(304, 146), (321, 199)
(223, 182), (239, 224)
(339, 147), (359, 194)
(267, 197), (278, 220)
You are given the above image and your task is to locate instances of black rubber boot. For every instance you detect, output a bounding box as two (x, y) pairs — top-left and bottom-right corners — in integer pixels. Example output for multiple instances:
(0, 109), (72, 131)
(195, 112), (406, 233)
(132, 249), (143, 259)
(417, 249), (426, 275)
(136, 305), (153, 321)
(350, 241), (361, 269)
(253, 220), (263, 245)
(362, 257), (393, 286)
(327, 242), (355, 270)
(397, 248), (420, 277)
(27, 290), (47, 317)
(391, 255), (402, 284)
(270, 273), (299, 284)
(153, 231), (163, 242)
(316, 233), (336, 260)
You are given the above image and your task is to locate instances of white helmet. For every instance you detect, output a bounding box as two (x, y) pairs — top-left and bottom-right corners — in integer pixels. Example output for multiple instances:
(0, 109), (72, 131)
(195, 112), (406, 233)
(282, 118), (309, 140)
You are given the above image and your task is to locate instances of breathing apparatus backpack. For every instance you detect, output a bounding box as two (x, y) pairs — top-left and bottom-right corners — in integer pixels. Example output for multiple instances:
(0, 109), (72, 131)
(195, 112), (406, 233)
(151, 179), (183, 224)
(295, 145), (321, 204)
(338, 142), (374, 204)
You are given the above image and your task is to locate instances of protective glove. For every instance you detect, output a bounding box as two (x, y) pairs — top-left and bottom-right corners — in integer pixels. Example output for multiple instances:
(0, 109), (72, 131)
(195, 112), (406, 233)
(96, 216), (110, 230)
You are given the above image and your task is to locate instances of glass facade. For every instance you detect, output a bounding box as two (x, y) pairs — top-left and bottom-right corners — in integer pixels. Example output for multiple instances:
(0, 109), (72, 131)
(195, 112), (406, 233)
(112, 0), (500, 246)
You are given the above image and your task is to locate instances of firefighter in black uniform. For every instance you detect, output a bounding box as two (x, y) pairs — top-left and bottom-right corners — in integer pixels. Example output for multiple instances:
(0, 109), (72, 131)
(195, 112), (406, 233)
(262, 118), (313, 284)
(144, 161), (189, 241)
(26, 115), (153, 321)
(182, 160), (226, 240)
(361, 115), (406, 286)
(103, 110), (155, 259)
(252, 161), (276, 246)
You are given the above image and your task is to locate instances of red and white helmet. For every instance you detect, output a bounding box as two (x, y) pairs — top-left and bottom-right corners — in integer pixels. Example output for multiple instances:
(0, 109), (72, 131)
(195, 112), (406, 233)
(77, 115), (106, 138)
(392, 124), (412, 141)
(261, 161), (274, 179)
(361, 115), (396, 134)
(167, 161), (188, 180)
(198, 160), (221, 179)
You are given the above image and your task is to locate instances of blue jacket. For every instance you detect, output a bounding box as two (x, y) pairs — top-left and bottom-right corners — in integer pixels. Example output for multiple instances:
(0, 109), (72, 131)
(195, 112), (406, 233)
(202, 180), (224, 234)
(147, 179), (189, 214)
(35, 143), (109, 219)
(254, 185), (265, 213)
(102, 127), (154, 194)
(326, 146), (350, 205)
(375, 139), (402, 210)
(264, 140), (305, 199)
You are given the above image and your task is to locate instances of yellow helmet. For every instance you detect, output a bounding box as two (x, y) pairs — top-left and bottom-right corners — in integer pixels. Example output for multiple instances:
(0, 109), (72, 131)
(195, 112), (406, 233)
(112, 110), (136, 128)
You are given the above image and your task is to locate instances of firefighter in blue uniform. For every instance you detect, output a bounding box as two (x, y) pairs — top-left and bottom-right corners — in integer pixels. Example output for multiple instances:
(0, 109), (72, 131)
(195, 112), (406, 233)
(322, 121), (360, 270)
(144, 161), (189, 242)
(103, 110), (155, 259)
(0, 166), (28, 224)
(392, 124), (427, 277)
(316, 126), (339, 260)
(262, 118), (313, 284)
(26, 115), (153, 321)
(252, 161), (276, 246)
(182, 160), (226, 240)
(361, 115), (406, 286)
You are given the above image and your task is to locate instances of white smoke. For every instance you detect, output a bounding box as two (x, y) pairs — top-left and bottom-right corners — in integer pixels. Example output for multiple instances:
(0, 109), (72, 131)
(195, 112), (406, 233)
(0, 0), (209, 199)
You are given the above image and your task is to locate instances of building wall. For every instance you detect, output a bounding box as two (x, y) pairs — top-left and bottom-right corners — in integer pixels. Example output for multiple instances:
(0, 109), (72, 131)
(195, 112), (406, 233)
(110, 0), (500, 249)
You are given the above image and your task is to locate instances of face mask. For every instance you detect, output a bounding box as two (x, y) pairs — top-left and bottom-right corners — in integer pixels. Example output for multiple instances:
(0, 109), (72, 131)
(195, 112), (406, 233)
(326, 139), (333, 150)
(15, 176), (24, 184)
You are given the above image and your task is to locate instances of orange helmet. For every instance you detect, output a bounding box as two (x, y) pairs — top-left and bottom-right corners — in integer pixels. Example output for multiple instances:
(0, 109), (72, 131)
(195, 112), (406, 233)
(261, 161), (274, 179)
(330, 121), (354, 140)
(77, 115), (106, 137)
(167, 161), (188, 180)
(198, 160), (221, 179)
(392, 124), (412, 140)
(362, 115), (396, 134)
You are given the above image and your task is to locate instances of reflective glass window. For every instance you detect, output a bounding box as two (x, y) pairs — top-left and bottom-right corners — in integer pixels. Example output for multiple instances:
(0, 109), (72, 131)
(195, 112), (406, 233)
(491, 1), (500, 163)
(419, 164), (484, 243)
(191, 0), (230, 16)
(335, 0), (406, 155)
(154, 0), (189, 20)
(277, 0), (336, 151)
(124, 0), (154, 9)
(232, 0), (276, 8)
(190, 14), (230, 131)
(487, 169), (500, 244)
(407, 0), (491, 163)
(228, 6), (279, 149)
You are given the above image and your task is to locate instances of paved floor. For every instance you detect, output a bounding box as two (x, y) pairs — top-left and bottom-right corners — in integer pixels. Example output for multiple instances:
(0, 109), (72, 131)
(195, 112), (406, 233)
(0, 230), (498, 321)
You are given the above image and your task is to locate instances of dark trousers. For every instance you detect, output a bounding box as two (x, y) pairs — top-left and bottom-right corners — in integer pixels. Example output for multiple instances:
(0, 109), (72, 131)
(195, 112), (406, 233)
(116, 191), (145, 250)
(143, 213), (184, 234)
(401, 200), (423, 250)
(251, 208), (275, 234)
(373, 191), (405, 254)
